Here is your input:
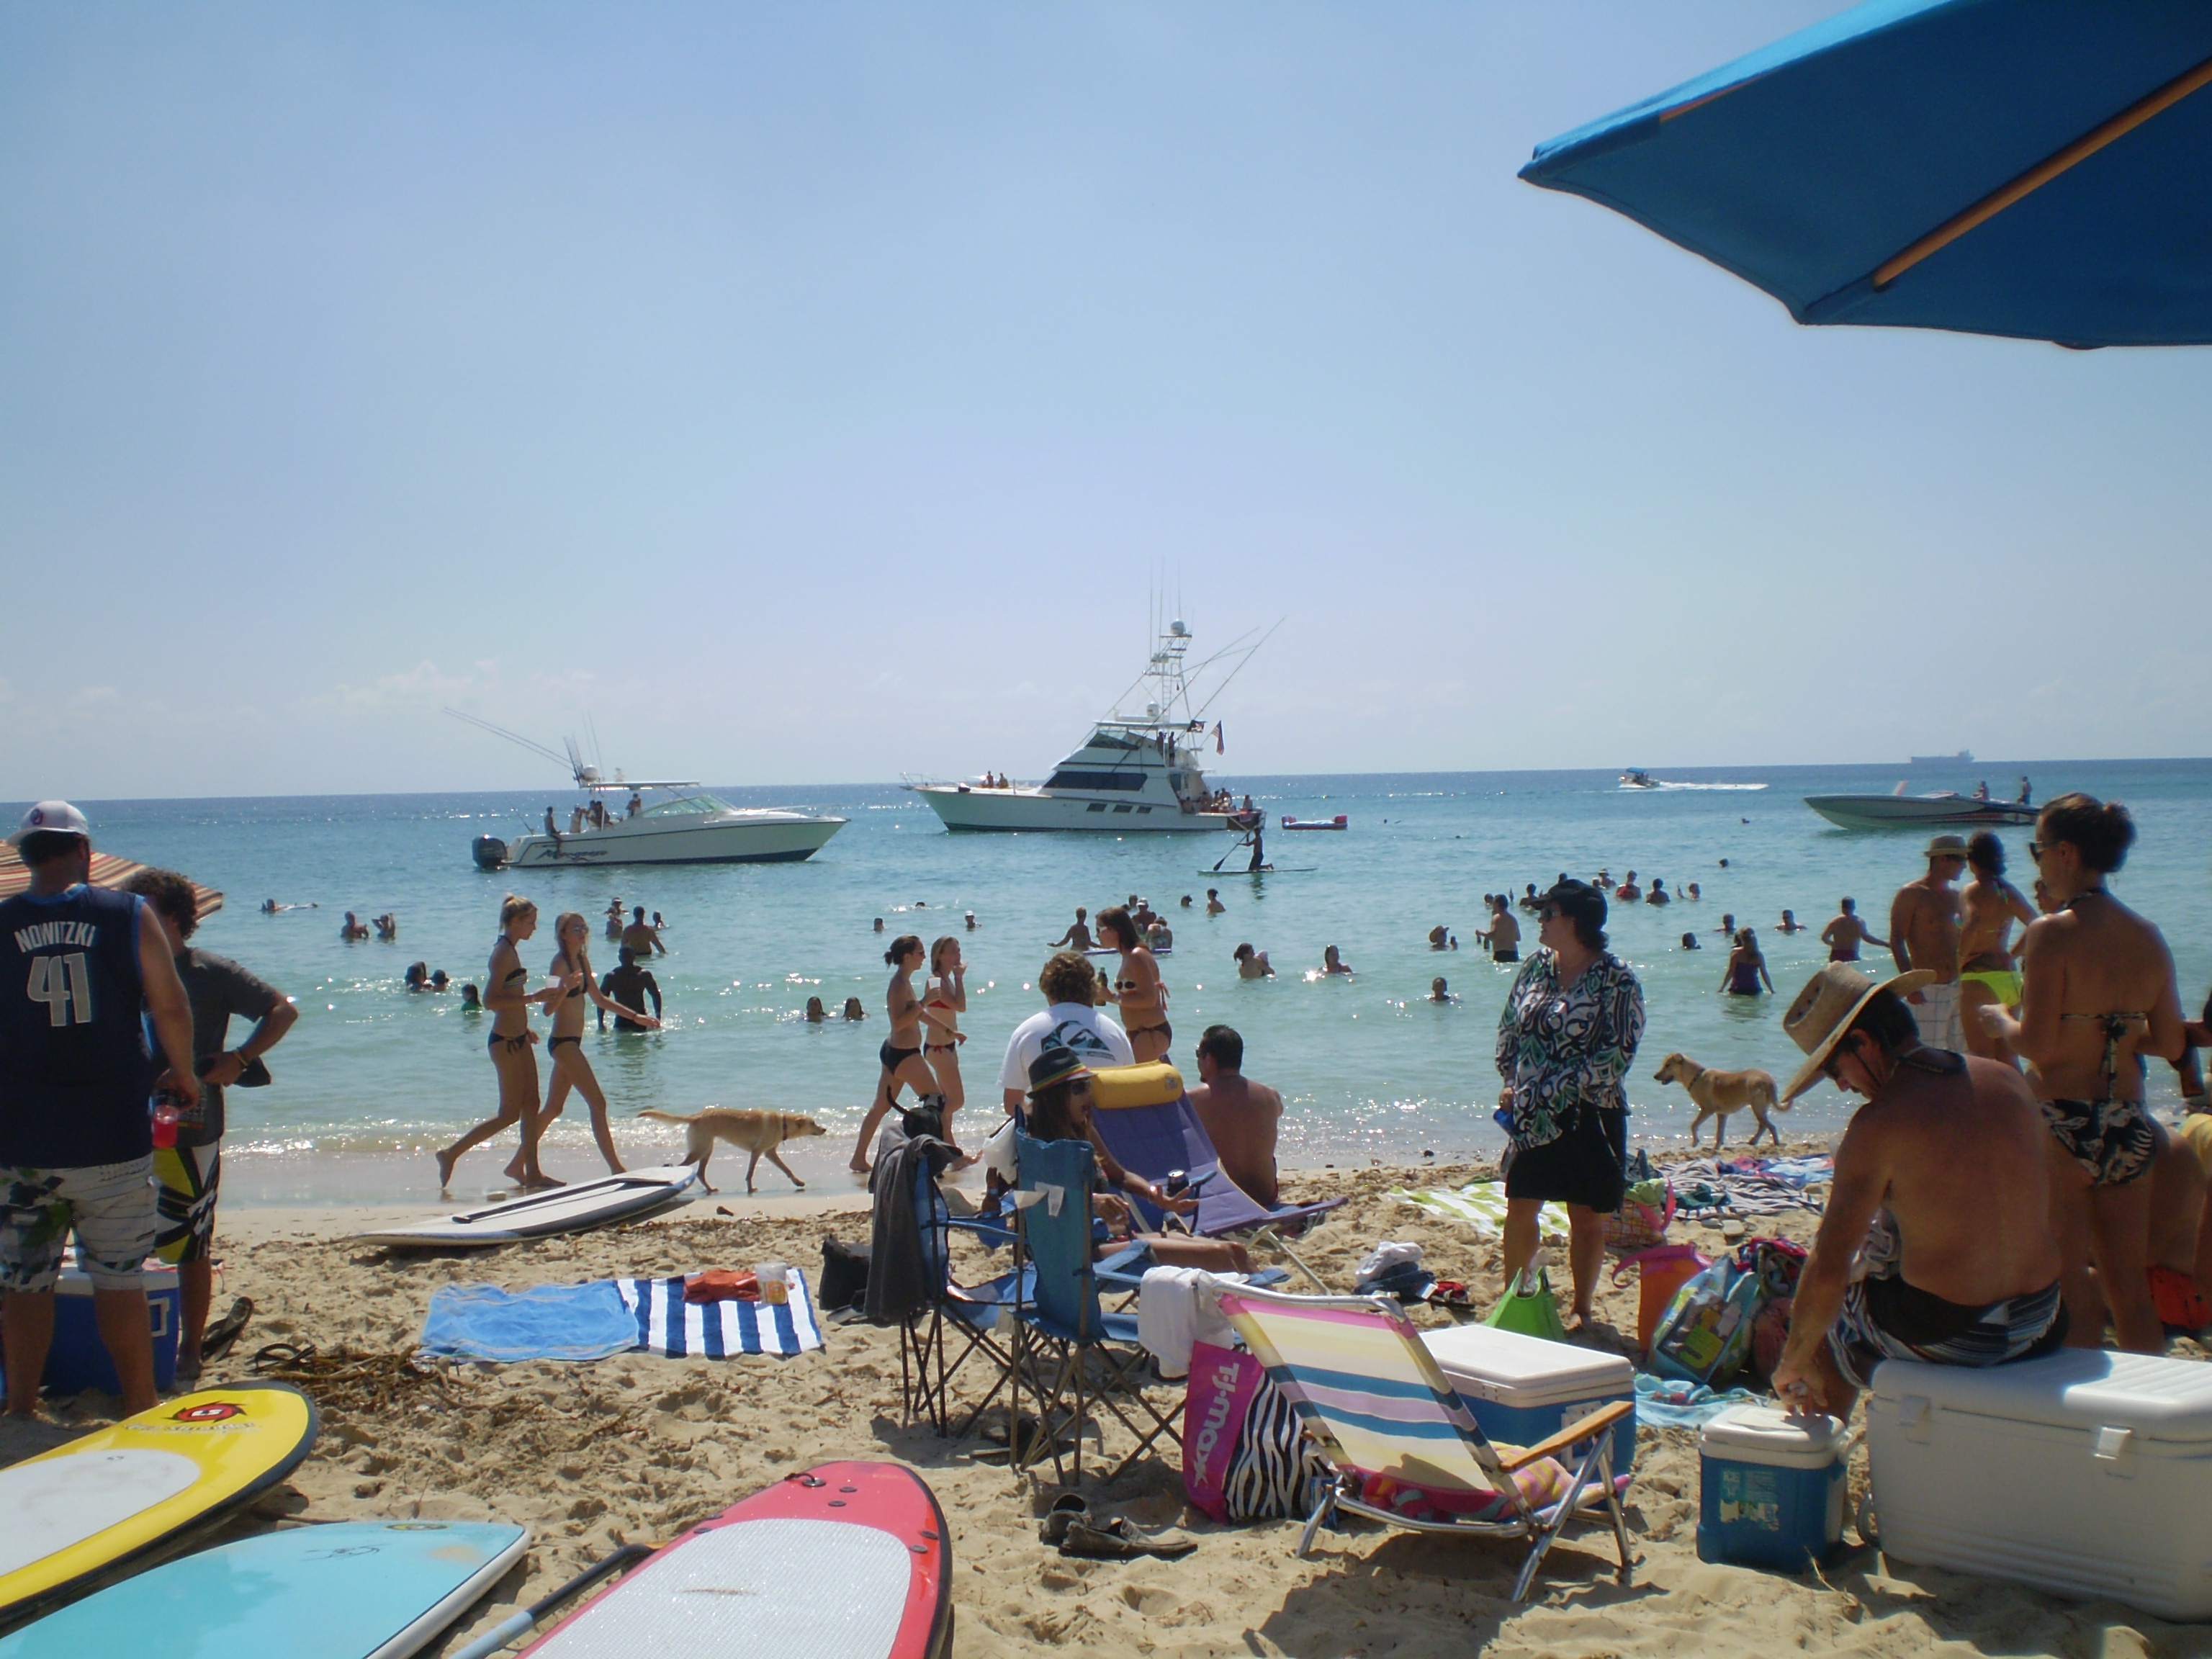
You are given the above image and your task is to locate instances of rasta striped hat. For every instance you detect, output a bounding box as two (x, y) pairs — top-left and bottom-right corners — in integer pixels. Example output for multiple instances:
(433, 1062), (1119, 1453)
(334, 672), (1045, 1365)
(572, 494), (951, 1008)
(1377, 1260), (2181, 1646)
(1027, 1044), (1093, 1097)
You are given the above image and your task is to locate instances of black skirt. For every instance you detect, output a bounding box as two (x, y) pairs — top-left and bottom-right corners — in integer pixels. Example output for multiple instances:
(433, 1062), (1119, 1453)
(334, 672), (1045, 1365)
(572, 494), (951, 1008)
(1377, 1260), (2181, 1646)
(1503, 1106), (1627, 1213)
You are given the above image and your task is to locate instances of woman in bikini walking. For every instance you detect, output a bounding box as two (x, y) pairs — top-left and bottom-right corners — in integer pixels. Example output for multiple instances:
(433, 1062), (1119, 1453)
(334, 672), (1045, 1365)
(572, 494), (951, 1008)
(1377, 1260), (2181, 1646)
(1981, 793), (2188, 1352)
(1097, 905), (1169, 1063)
(847, 934), (945, 1171)
(1957, 831), (2038, 1065)
(538, 911), (661, 1177)
(920, 935), (968, 1144)
(436, 895), (577, 1191)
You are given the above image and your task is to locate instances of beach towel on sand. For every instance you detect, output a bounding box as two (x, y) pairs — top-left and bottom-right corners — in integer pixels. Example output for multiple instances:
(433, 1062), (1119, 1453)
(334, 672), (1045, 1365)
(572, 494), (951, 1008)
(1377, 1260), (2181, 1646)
(619, 1270), (824, 1357)
(1390, 1182), (1568, 1238)
(419, 1282), (642, 1363)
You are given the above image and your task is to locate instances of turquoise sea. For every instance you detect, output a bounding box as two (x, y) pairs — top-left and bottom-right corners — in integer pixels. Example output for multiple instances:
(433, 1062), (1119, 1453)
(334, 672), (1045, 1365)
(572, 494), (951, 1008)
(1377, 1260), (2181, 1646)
(24, 760), (2211, 1205)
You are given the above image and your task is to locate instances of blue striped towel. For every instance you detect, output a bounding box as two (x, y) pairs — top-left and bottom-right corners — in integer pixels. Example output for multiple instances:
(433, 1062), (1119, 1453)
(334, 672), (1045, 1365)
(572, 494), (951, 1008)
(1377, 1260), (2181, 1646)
(616, 1269), (824, 1357)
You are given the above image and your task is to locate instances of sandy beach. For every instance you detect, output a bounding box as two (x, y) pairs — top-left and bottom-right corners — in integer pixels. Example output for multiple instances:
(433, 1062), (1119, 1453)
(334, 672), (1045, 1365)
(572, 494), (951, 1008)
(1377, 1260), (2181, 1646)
(5, 1148), (2205, 1658)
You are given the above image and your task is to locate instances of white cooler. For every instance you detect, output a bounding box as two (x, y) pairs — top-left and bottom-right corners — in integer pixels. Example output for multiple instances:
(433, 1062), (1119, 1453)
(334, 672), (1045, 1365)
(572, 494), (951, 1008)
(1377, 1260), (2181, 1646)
(1420, 1323), (1637, 1475)
(1868, 1350), (2212, 1620)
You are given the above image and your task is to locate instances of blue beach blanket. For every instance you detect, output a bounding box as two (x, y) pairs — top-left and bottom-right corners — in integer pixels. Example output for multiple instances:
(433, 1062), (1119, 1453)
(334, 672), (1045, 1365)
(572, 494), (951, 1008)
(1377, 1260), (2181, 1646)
(419, 1281), (641, 1363)
(1633, 1370), (1760, 1429)
(616, 1270), (824, 1357)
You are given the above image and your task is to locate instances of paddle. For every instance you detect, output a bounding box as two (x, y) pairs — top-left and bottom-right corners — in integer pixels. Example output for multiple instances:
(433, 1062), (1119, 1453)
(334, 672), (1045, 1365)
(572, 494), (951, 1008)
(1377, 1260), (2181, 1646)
(448, 1543), (653, 1659)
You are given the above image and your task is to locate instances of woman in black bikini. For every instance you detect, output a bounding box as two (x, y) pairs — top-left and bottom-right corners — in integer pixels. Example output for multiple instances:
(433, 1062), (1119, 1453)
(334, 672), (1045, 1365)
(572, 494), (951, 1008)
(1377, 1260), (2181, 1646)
(847, 934), (945, 1172)
(1981, 793), (2188, 1352)
(436, 895), (576, 1191)
(1097, 905), (1169, 1063)
(539, 911), (661, 1177)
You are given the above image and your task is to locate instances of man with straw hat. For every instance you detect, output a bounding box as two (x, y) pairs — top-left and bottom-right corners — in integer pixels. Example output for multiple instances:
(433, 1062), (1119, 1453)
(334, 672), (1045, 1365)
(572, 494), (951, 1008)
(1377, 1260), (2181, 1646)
(1768, 963), (2068, 1416)
(1889, 834), (1969, 1052)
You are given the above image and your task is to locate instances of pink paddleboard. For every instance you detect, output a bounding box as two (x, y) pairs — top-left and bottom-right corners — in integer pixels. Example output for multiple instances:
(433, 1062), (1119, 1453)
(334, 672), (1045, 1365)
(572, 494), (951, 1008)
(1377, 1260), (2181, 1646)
(522, 1461), (952, 1659)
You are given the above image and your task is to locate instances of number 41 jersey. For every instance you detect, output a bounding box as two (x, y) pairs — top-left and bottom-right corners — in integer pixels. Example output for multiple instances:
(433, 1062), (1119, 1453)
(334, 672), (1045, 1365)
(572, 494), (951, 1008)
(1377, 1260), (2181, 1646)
(0, 884), (155, 1167)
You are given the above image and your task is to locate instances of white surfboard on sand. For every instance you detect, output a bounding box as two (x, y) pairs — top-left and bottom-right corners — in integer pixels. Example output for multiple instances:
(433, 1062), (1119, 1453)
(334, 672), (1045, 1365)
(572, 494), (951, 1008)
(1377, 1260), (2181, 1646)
(356, 1166), (699, 1249)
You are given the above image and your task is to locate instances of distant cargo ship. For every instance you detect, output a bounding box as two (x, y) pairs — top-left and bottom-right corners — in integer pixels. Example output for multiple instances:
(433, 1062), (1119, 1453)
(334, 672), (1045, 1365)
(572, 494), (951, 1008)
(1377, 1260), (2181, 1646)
(1908, 750), (1974, 766)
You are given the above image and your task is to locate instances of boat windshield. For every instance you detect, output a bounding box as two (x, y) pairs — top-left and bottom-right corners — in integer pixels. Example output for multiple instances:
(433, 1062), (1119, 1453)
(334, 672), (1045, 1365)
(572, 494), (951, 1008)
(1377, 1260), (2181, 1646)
(639, 793), (732, 817)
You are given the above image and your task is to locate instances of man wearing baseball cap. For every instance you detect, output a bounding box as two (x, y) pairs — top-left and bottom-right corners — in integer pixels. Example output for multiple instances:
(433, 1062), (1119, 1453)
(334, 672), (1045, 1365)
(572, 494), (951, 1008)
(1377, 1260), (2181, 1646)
(1888, 834), (1969, 1051)
(1767, 963), (2066, 1418)
(1, 802), (199, 1416)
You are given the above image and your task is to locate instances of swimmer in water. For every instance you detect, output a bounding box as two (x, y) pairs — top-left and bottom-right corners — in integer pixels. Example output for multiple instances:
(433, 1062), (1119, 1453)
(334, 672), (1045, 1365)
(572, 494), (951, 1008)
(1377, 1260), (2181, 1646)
(1776, 909), (1807, 934)
(842, 996), (866, 1020)
(1322, 945), (1352, 976)
(459, 981), (481, 1010)
(1680, 932), (1701, 951)
(1685, 883), (1701, 901)
(1715, 912), (1736, 936)
(873, 917), (885, 933)
(1719, 928), (1774, 997)
(1099, 906), (1170, 1063)
(1233, 943), (1273, 979)
(1051, 907), (1095, 949)
(1646, 878), (1670, 906)
(1429, 977), (1455, 1004)
(1428, 925), (1449, 950)
(1206, 889), (1225, 915)
(805, 996), (827, 1022)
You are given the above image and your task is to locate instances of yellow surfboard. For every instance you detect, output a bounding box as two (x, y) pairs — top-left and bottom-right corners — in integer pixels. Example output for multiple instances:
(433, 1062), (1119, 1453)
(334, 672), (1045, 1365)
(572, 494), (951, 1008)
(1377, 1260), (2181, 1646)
(0, 1382), (318, 1620)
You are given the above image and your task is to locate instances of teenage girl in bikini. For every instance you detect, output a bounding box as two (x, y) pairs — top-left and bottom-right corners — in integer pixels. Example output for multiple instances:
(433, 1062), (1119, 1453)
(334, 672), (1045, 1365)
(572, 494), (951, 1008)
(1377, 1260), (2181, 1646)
(1981, 793), (2188, 1353)
(539, 911), (661, 1177)
(920, 936), (968, 1142)
(436, 895), (576, 1191)
(1957, 831), (2038, 1065)
(848, 934), (945, 1171)
(1097, 905), (1169, 1062)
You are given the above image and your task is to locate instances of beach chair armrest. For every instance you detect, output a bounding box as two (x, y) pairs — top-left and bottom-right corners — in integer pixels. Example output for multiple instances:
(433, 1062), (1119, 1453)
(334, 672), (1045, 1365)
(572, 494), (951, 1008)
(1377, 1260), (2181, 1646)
(1495, 1401), (1634, 1474)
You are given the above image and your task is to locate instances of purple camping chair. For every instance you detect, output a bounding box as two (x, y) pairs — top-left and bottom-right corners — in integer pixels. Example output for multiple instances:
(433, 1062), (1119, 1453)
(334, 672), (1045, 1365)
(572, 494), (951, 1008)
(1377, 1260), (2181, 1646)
(1087, 1082), (1345, 1238)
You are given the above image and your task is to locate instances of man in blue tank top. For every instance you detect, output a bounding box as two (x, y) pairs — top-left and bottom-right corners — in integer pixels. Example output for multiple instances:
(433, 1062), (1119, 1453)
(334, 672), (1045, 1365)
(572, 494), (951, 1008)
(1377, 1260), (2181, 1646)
(1, 802), (199, 1417)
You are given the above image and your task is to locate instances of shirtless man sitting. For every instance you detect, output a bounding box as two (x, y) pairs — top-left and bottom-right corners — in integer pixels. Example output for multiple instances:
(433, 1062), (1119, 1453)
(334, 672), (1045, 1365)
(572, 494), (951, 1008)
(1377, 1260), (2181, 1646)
(1187, 1025), (1282, 1207)
(1890, 836), (1968, 1050)
(1820, 897), (1887, 963)
(1770, 965), (2067, 1418)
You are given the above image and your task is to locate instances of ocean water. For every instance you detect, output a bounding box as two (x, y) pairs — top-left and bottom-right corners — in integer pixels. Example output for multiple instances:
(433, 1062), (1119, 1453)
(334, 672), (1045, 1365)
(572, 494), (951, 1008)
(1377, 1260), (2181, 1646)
(34, 759), (2211, 1205)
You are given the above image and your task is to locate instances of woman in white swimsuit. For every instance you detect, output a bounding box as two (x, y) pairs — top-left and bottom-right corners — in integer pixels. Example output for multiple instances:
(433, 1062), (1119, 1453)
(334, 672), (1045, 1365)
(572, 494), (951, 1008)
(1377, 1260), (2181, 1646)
(539, 911), (661, 1177)
(920, 935), (968, 1142)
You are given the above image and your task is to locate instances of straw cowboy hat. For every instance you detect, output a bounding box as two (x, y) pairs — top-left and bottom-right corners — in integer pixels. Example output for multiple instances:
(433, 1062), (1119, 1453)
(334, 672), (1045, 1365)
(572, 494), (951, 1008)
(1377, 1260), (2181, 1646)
(1924, 834), (1970, 859)
(1781, 963), (1936, 1102)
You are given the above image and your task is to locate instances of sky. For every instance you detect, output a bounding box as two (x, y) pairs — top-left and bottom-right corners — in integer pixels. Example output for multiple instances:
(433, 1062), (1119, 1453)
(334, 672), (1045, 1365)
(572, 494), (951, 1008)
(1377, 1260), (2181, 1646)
(4, 1), (2208, 801)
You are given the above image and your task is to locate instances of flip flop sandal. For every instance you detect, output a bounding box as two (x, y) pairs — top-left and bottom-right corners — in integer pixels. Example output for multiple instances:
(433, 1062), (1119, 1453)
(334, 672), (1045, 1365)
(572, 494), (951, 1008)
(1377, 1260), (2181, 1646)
(1058, 1518), (1197, 1561)
(249, 1341), (316, 1372)
(1425, 1280), (1475, 1310)
(200, 1298), (254, 1363)
(1038, 1493), (1089, 1545)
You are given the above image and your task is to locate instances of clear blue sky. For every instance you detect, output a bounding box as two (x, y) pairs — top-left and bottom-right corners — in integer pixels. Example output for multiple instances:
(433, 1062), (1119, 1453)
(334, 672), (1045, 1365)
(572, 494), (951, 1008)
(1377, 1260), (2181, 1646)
(5, 2), (2207, 799)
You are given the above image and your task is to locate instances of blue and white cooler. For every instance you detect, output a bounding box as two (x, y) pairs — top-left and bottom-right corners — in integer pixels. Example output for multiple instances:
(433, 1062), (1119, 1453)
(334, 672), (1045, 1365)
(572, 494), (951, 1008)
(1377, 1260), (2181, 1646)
(1696, 1403), (1848, 1569)
(1420, 1323), (1637, 1475)
(46, 1251), (181, 1395)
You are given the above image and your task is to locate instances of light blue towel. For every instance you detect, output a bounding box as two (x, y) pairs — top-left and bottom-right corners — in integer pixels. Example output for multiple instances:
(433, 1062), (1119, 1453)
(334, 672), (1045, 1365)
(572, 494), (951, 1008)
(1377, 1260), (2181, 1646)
(420, 1281), (640, 1363)
(1633, 1370), (1760, 1429)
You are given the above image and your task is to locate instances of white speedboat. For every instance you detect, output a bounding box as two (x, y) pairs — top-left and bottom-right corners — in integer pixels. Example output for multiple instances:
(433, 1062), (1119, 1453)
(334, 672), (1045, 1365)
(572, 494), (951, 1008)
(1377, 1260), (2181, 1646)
(449, 712), (845, 868)
(1805, 792), (2035, 832)
(908, 617), (1271, 834)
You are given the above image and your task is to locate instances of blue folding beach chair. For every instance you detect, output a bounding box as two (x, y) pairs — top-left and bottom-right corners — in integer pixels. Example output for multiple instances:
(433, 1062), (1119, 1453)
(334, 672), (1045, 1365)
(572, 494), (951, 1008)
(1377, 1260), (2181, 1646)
(1087, 1064), (1346, 1238)
(894, 1156), (1028, 1437)
(1010, 1129), (1180, 1485)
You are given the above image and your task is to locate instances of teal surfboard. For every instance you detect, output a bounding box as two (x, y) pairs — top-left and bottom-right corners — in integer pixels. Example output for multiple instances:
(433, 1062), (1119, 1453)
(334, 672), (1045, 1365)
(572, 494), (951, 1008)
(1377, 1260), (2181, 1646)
(0, 1520), (528, 1659)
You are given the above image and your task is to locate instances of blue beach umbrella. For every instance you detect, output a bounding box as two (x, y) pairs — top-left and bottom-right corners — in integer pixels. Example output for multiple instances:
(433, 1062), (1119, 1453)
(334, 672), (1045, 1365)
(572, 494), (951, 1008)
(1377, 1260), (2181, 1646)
(1519, 0), (2212, 347)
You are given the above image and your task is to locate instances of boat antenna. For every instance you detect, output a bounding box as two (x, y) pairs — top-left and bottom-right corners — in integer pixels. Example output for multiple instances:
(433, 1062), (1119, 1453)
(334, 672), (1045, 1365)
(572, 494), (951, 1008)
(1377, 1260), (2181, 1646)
(1189, 617), (1284, 719)
(443, 707), (585, 786)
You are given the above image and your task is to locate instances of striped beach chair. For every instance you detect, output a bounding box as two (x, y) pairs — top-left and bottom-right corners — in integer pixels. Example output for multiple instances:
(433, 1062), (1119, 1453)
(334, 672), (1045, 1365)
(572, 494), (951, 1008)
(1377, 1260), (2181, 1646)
(1217, 1285), (1634, 1601)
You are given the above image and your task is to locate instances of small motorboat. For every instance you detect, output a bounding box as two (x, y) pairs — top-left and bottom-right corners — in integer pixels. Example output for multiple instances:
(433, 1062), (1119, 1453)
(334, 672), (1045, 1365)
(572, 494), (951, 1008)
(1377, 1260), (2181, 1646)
(1280, 814), (1348, 831)
(1620, 770), (1657, 789)
(1805, 792), (2036, 832)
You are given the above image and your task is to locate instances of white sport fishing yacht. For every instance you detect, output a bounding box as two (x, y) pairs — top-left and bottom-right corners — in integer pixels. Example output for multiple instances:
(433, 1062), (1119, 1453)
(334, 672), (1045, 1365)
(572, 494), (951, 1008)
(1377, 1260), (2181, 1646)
(908, 617), (1272, 834)
(450, 712), (846, 868)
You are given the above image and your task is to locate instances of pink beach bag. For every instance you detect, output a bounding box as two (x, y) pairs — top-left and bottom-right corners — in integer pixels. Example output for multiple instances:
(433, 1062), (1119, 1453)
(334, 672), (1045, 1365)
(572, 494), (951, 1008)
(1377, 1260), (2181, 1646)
(1182, 1340), (1264, 1522)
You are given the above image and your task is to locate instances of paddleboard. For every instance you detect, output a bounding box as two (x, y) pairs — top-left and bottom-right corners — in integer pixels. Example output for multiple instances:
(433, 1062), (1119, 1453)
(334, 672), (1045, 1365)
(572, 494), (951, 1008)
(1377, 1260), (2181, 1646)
(357, 1166), (699, 1249)
(1197, 866), (1317, 875)
(523, 1460), (951, 1659)
(0, 1519), (528, 1659)
(0, 1382), (318, 1621)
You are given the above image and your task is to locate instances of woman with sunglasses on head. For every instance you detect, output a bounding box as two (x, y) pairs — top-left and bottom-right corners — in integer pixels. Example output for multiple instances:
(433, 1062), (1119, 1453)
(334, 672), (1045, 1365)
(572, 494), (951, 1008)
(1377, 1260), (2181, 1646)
(1979, 794), (2186, 1352)
(1494, 880), (1645, 1334)
(1096, 905), (1170, 1064)
(848, 934), (947, 1172)
(537, 911), (660, 1177)
(436, 895), (577, 1192)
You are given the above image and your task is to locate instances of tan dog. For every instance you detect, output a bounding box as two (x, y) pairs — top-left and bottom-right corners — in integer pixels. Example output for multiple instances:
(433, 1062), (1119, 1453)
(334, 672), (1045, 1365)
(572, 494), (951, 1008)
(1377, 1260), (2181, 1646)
(1653, 1053), (1786, 1148)
(635, 1107), (827, 1193)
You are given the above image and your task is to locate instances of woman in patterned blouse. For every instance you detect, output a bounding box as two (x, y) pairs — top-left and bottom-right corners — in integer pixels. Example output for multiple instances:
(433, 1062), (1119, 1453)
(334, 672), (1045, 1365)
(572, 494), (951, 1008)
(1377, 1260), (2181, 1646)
(1494, 879), (1647, 1331)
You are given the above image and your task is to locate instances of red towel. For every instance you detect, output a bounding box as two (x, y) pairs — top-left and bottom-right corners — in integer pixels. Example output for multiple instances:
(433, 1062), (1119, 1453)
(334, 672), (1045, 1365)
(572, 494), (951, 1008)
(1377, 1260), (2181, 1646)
(684, 1269), (759, 1305)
